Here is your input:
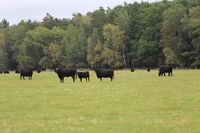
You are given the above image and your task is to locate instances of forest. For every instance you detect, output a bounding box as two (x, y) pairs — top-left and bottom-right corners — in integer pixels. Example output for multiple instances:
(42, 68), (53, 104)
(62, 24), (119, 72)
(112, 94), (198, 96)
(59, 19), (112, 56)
(0, 0), (200, 70)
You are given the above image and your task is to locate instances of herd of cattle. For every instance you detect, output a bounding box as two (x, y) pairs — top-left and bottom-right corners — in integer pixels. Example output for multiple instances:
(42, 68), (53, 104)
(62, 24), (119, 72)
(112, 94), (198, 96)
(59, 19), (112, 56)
(0, 65), (173, 83)
(53, 68), (115, 83)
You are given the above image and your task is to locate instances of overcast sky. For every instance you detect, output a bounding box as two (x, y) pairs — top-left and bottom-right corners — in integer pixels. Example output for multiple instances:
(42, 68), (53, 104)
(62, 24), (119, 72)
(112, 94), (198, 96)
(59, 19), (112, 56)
(0, 0), (159, 24)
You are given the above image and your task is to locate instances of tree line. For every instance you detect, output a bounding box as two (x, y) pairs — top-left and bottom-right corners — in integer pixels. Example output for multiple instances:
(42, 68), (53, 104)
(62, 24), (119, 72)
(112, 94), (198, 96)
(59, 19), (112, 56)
(0, 0), (200, 70)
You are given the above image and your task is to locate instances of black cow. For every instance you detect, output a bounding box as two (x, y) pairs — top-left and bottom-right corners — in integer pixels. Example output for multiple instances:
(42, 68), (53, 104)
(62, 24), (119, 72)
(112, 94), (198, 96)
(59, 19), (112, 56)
(3, 70), (9, 74)
(131, 69), (134, 72)
(20, 70), (33, 80)
(37, 69), (41, 73)
(95, 69), (114, 82)
(15, 70), (20, 74)
(158, 65), (173, 77)
(55, 68), (77, 83)
(147, 68), (151, 72)
(76, 71), (90, 82)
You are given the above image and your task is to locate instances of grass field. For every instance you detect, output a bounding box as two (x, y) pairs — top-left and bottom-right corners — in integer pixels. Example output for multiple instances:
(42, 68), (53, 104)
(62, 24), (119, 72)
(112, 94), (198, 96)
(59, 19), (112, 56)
(0, 70), (200, 133)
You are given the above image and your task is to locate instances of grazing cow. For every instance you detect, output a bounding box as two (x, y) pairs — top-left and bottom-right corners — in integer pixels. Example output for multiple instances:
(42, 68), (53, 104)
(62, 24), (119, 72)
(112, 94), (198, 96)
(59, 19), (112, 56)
(55, 68), (77, 83)
(20, 70), (33, 80)
(76, 71), (90, 82)
(3, 70), (9, 74)
(158, 65), (173, 77)
(131, 69), (134, 72)
(95, 69), (114, 82)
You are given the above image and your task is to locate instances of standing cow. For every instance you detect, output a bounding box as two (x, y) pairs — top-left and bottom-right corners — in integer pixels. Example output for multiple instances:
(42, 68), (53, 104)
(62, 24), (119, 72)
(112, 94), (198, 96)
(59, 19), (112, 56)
(55, 68), (77, 83)
(76, 71), (90, 82)
(95, 69), (114, 82)
(158, 65), (173, 77)
(20, 70), (33, 80)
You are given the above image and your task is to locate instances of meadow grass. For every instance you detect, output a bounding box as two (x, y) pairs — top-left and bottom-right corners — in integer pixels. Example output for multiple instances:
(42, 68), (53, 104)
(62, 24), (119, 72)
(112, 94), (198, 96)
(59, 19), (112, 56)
(0, 70), (200, 133)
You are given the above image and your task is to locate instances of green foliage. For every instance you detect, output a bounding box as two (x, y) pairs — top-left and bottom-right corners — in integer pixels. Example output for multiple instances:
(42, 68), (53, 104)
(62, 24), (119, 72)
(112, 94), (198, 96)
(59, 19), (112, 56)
(162, 4), (187, 47)
(102, 24), (125, 68)
(161, 4), (187, 65)
(87, 28), (103, 67)
(1, 0), (200, 69)
(0, 19), (9, 29)
(42, 13), (69, 30)
(163, 47), (179, 64)
(0, 33), (5, 45)
(61, 24), (87, 68)
(39, 44), (62, 68)
(188, 6), (200, 67)
(136, 40), (161, 67)
(0, 33), (7, 70)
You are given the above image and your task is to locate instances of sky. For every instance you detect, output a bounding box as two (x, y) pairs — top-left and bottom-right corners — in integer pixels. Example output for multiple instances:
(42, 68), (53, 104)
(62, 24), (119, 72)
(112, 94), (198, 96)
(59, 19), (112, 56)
(0, 0), (159, 24)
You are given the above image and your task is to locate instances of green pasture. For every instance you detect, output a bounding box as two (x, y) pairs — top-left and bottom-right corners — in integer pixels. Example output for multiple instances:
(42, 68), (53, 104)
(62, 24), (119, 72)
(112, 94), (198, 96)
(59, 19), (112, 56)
(0, 70), (200, 133)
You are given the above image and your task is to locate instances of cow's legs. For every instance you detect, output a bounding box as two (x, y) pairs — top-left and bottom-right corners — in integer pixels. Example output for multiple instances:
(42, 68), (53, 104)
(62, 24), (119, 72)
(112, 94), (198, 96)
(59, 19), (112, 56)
(72, 76), (75, 82)
(169, 71), (172, 76)
(100, 78), (102, 82)
(80, 78), (82, 82)
(60, 77), (64, 83)
(159, 72), (162, 77)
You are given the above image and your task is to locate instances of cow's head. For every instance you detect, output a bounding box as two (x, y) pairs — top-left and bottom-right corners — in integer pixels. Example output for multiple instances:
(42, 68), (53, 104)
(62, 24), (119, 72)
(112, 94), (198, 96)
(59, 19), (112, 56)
(54, 68), (59, 73)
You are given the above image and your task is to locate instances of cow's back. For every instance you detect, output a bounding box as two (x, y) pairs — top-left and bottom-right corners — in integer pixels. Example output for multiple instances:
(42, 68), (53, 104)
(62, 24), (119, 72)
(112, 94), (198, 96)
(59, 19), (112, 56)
(77, 71), (89, 78)
(20, 70), (33, 76)
(95, 69), (114, 78)
(159, 65), (173, 76)
(57, 68), (77, 77)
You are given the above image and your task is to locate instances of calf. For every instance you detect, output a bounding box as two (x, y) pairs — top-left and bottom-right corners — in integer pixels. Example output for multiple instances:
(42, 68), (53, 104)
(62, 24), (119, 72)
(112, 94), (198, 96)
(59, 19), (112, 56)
(76, 71), (90, 82)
